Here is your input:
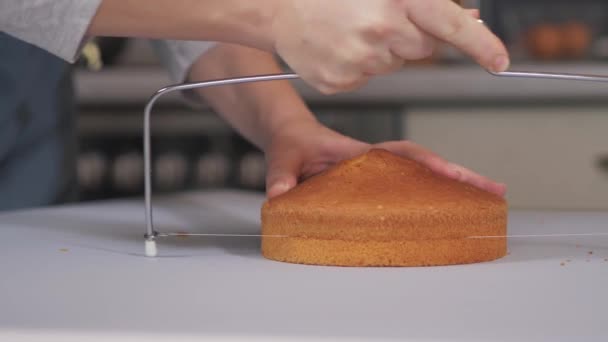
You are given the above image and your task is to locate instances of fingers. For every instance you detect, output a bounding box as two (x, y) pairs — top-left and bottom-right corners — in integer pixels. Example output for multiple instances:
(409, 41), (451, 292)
(314, 68), (367, 95)
(375, 141), (507, 197)
(387, 7), (481, 65)
(337, 75), (372, 92)
(375, 140), (454, 174)
(390, 25), (437, 61)
(361, 49), (405, 75)
(406, 0), (510, 72)
(265, 152), (302, 199)
(448, 163), (507, 197)
(362, 7), (481, 75)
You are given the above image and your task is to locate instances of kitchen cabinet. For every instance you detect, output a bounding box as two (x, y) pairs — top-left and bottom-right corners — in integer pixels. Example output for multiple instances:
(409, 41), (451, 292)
(404, 105), (608, 210)
(75, 64), (608, 208)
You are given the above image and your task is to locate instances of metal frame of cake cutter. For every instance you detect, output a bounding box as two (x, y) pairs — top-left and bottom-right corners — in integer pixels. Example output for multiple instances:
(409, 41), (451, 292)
(141, 68), (608, 257)
(143, 73), (298, 257)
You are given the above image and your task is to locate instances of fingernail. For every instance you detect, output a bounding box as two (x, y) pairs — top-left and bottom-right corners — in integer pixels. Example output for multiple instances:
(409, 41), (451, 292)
(268, 182), (291, 197)
(492, 55), (510, 72)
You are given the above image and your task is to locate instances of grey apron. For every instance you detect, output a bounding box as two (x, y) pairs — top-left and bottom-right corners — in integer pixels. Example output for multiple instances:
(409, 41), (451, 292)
(0, 33), (77, 211)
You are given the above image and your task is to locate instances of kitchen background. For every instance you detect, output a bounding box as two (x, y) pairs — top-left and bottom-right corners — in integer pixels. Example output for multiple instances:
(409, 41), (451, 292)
(74, 0), (608, 210)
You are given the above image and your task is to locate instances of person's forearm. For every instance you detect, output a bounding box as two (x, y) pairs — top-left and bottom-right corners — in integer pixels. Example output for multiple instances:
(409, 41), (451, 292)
(187, 44), (317, 151)
(89, 0), (277, 51)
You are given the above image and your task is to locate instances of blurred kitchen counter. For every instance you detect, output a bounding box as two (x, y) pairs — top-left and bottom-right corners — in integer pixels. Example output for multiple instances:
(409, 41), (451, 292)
(75, 62), (608, 106)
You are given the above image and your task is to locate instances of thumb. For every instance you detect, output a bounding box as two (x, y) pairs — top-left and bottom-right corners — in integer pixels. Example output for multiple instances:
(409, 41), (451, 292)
(265, 153), (302, 199)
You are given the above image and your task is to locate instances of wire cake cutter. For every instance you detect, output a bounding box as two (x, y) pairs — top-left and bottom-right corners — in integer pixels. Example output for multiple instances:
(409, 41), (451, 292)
(141, 68), (608, 257)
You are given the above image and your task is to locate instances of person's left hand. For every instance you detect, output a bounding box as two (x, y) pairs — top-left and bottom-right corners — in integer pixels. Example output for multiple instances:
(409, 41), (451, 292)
(264, 119), (507, 199)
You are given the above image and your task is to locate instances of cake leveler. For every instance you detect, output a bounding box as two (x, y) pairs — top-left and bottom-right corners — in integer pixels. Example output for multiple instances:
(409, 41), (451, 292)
(141, 68), (608, 257)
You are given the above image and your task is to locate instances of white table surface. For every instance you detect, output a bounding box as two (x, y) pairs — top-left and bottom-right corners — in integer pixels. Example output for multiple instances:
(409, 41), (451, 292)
(1, 191), (607, 342)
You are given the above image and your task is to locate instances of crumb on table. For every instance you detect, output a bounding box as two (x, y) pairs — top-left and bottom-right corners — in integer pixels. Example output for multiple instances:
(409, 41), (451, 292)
(59, 248), (69, 253)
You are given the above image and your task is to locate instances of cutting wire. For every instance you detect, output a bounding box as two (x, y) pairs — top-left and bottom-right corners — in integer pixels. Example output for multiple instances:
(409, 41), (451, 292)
(153, 232), (608, 239)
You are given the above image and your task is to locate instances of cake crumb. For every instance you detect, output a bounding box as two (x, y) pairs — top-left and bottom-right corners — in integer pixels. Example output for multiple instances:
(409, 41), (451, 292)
(560, 262), (565, 266)
(59, 248), (69, 253)
(588, 251), (593, 255)
(604, 259), (608, 262)
(566, 259), (571, 263)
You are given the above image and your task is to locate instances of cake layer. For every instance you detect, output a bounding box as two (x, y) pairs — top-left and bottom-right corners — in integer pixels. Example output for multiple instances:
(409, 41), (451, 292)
(262, 235), (507, 267)
(260, 149), (508, 267)
(262, 207), (506, 241)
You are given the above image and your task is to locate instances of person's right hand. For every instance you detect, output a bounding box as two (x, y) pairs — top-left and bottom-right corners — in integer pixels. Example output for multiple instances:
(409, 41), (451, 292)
(271, 0), (510, 94)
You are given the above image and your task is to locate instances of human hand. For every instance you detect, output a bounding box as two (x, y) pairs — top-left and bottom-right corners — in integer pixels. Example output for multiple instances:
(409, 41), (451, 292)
(264, 119), (507, 199)
(271, 0), (509, 94)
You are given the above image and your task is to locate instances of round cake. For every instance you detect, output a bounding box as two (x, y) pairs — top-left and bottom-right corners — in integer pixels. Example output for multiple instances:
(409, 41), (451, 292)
(261, 149), (507, 267)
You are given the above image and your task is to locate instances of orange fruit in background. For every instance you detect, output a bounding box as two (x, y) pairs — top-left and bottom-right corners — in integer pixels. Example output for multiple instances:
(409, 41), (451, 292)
(525, 23), (562, 60)
(561, 21), (592, 59)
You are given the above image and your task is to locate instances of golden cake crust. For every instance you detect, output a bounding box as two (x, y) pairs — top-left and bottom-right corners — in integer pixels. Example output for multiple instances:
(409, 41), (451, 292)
(261, 149), (507, 267)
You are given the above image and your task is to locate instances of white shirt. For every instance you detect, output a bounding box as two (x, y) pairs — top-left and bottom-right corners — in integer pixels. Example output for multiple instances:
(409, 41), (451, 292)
(0, 0), (215, 82)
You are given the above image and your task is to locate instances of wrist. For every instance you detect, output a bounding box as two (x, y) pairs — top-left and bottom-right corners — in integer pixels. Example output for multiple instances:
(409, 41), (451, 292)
(260, 109), (320, 151)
